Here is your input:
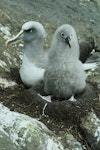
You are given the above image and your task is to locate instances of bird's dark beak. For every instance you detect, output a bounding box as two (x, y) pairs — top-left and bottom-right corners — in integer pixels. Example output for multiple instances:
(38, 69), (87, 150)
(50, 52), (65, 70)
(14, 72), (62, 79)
(5, 30), (24, 46)
(65, 36), (71, 48)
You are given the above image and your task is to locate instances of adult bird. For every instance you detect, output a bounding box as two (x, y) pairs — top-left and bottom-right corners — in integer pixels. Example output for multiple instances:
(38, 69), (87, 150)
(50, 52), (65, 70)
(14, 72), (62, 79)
(6, 21), (47, 87)
(44, 24), (86, 100)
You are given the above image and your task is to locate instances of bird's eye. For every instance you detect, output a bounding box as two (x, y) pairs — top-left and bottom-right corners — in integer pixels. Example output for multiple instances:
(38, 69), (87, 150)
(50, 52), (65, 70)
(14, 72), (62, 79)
(70, 34), (73, 39)
(61, 32), (65, 38)
(25, 29), (33, 33)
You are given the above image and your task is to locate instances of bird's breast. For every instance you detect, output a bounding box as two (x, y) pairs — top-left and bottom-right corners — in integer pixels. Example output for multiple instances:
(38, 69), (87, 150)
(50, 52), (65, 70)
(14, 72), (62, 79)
(19, 61), (45, 87)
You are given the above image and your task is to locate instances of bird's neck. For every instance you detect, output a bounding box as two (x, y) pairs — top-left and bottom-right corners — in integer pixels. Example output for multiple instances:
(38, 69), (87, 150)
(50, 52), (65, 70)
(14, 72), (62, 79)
(66, 46), (80, 60)
(50, 43), (80, 61)
(23, 40), (44, 63)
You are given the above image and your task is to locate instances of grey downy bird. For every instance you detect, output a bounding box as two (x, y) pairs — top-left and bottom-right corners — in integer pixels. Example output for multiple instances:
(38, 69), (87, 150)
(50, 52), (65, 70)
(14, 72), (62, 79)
(44, 24), (86, 100)
(6, 21), (47, 87)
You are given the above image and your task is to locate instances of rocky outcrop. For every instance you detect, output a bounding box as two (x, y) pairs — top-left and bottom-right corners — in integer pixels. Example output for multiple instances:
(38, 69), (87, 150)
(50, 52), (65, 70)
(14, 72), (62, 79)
(0, 103), (100, 150)
(80, 112), (100, 150)
(0, 103), (84, 150)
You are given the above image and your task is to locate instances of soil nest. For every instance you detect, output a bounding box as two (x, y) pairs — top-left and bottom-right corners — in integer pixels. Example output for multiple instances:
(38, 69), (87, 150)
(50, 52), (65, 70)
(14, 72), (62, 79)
(0, 76), (99, 127)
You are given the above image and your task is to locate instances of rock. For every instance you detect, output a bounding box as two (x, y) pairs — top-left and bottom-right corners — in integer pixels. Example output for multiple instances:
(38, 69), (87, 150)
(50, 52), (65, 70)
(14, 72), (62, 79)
(63, 134), (83, 150)
(0, 130), (19, 150)
(80, 112), (100, 150)
(0, 103), (84, 150)
(0, 103), (62, 150)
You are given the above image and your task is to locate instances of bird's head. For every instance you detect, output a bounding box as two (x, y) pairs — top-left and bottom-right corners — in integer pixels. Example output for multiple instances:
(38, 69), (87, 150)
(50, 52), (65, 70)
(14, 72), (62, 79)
(53, 24), (78, 49)
(6, 21), (47, 45)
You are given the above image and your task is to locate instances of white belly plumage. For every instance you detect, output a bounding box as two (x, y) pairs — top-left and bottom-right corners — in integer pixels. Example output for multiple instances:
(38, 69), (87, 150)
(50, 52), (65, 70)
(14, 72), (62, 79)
(19, 60), (45, 87)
